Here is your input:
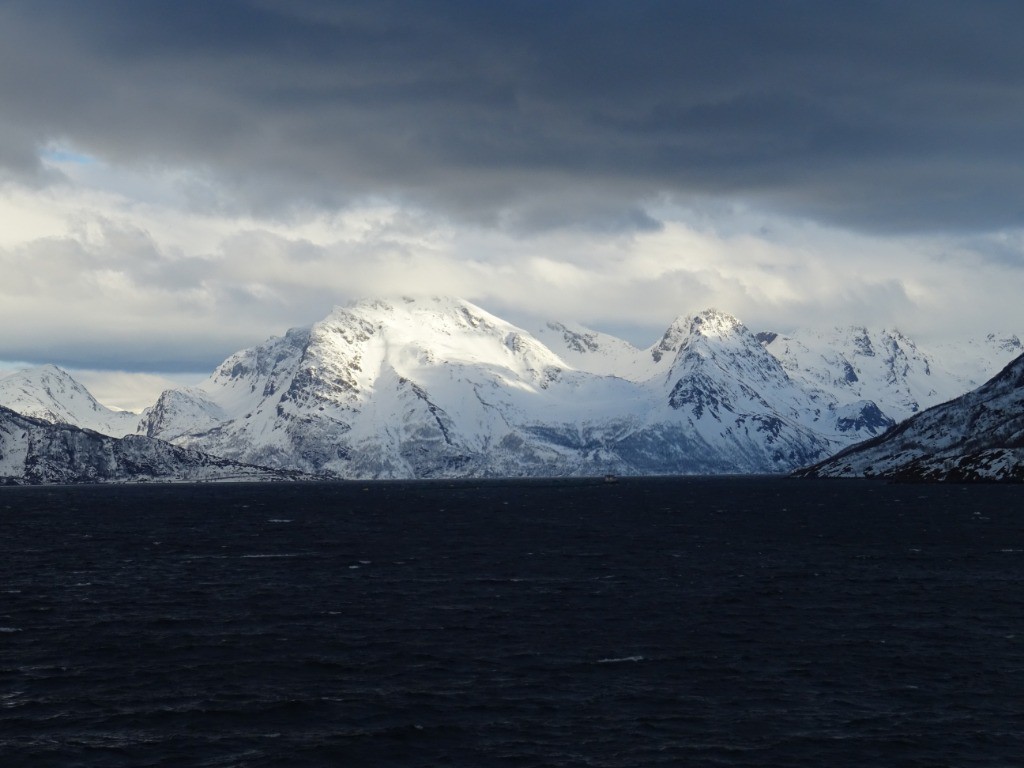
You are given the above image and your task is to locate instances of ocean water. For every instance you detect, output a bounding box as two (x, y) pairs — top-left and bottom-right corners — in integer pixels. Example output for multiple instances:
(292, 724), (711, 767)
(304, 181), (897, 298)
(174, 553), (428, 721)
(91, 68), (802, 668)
(1, 477), (1022, 767)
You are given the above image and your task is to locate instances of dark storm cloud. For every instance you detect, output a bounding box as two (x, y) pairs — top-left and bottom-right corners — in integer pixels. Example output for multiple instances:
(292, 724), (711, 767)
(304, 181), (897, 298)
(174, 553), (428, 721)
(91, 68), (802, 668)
(3, 0), (1024, 233)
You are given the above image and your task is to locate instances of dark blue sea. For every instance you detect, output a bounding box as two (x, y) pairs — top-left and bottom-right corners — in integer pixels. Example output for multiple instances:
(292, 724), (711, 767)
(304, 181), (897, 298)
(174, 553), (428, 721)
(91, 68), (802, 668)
(1, 477), (1022, 767)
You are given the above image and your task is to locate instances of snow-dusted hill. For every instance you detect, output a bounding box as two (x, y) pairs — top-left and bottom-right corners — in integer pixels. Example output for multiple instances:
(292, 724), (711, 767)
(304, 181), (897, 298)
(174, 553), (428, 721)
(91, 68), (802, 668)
(0, 406), (298, 484)
(796, 353), (1024, 482)
(0, 365), (139, 436)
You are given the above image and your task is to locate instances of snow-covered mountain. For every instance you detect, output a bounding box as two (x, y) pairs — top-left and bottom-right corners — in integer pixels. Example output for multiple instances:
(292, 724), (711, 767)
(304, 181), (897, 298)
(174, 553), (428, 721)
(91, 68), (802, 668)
(651, 309), (857, 468)
(0, 364), (139, 436)
(134, 298), (892, 477)
(540, 318), (1020, 423)
(0, 405), (298, 484)
(5, 297), (1019, 480)
(761, 326), (1022, 422)
(796, 352), (1024, 482)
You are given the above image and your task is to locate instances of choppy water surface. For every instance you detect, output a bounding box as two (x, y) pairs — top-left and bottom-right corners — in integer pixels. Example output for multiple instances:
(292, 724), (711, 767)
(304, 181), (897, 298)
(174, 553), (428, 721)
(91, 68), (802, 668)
(1, 477), (1022, 767)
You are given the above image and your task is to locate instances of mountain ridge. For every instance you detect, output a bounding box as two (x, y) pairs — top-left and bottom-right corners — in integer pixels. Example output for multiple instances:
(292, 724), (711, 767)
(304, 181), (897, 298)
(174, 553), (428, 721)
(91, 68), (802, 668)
(124, 298), (1012, 478)
(2, 296), (1020, 480)
(0, 405), (302, 484)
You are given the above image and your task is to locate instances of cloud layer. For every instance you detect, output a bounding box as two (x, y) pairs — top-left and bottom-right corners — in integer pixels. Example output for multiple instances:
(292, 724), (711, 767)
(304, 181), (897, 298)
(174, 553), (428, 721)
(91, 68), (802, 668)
(4, 0), (1024, 232)
(1, 1), (1023, 401)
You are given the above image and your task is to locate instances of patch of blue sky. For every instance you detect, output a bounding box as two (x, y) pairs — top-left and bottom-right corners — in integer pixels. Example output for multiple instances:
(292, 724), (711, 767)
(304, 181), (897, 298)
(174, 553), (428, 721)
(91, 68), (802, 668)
(40, 146), (97, 165)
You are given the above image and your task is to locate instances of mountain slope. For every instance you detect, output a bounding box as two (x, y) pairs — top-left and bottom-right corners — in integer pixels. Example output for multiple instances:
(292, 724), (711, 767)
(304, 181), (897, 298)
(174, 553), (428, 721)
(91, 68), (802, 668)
(0, 406), (298, 484)
(534, 321), (649, 379)
(654, 310), (843, 470)
(796, 353), (1024, 481)
(0, 365), (140, 437)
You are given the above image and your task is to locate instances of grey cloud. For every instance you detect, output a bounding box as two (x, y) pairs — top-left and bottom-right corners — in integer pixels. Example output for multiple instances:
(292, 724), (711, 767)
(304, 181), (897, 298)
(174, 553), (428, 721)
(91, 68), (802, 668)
(934, 233), (1024, 269)
(3, 1), (1024, 233)
(0, 120), (64, 186)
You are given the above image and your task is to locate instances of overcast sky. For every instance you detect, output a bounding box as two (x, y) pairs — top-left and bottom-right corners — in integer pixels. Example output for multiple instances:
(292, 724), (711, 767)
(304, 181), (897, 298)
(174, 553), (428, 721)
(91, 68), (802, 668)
(2, 0), (1024, 408)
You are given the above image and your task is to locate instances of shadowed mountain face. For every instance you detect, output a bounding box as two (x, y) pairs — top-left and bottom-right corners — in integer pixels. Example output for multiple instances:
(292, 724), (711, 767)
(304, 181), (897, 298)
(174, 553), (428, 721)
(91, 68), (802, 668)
(0, 406), (298, 485)
(796, 353), (1024, 482)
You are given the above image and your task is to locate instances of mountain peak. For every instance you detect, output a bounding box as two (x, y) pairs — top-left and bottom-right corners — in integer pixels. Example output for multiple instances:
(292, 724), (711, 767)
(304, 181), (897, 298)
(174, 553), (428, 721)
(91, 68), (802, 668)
(688, 308), (744, 337)
(0, 364), (140, 437)
(651, 309), (746, 362)
(9, 363), (75, 383)
(340, 294), (488, 315)
(651, 310), (750, 367)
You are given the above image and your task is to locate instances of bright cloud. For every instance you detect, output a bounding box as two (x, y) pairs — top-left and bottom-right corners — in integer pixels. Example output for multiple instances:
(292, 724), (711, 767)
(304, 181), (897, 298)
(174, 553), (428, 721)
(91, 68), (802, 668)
(2, 171), (1020, 380)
